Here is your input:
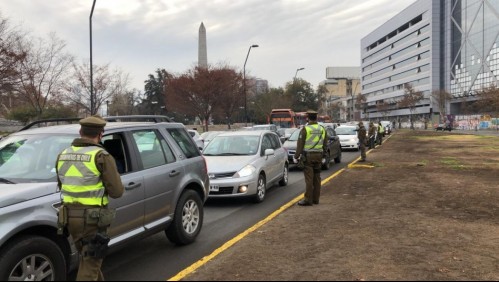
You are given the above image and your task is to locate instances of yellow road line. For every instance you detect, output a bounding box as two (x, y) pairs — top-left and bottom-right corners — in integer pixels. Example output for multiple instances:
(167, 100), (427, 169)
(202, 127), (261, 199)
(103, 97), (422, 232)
(167, 135), (392, 281)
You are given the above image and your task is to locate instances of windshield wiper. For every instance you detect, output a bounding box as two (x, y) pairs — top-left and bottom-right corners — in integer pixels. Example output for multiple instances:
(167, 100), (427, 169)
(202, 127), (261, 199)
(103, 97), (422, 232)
(0, 178), (15, 184)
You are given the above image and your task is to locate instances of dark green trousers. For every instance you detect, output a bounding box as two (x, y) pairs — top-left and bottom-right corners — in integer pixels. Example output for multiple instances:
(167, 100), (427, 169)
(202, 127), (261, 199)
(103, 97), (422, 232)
(67, 209), (105, 281)
(303, 152), (322, 204)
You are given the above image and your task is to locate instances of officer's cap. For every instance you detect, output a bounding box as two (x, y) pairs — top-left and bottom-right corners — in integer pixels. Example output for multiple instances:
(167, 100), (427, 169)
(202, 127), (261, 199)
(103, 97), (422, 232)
(79, 115), (106, 128)
(306, 110), (318, 115)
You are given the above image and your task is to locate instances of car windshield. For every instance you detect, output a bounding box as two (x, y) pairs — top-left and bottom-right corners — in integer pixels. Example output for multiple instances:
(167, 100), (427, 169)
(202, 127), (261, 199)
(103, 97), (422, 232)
(203, 135), (259, 156)
(200, 131), (222, 141)
(335, 127), (357, 135)
(0, 133), (76, 183)
(288, 129), (301, 141)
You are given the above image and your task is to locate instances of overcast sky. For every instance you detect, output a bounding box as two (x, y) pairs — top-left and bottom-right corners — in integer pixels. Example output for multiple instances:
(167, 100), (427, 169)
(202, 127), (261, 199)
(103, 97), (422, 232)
(1, 0), (415, 91)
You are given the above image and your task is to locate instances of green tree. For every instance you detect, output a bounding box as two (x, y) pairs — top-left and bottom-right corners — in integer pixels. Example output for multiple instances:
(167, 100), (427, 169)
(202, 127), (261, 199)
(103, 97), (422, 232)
(285, 78), (318, 111)
(250, 87), (291, 124)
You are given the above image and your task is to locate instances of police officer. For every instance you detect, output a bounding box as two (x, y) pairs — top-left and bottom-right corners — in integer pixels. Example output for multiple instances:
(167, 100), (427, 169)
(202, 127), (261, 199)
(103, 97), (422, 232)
(56, 115), (124, 281)
(357, 121), (367, 162)
(377, 121), (384, 145)
(368, 121), (376, 149)
(293, 110), (327, 206)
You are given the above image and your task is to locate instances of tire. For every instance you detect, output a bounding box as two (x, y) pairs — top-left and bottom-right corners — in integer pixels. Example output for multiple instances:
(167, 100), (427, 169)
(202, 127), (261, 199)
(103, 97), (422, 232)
(0, 235), (67, 281)
(253, 174), (266, 203)
(278, 164), (288, 186)
(166, 190), (204, 245)
(334, 150), (342, 163)
(321, 152), (331, 170)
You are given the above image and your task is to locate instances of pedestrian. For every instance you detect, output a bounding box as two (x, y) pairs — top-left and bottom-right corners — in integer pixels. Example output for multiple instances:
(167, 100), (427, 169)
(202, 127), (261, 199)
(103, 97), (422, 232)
(56, 115), (124, 281)
(368, 121), (376, 149)
(293, 110), (327, 206)
(377, 121), (384, 146)
(357, 121), (367, 162)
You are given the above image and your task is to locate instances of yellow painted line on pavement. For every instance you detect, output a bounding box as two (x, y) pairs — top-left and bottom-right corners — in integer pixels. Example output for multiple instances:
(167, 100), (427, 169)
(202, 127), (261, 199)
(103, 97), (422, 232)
(167, 136), (393, 280)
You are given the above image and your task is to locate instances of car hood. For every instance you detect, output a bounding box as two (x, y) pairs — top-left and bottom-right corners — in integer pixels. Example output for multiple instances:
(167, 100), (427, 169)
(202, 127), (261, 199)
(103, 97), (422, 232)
(0, 182), (58, 208)
(205, 155), (257, 173)
(282, 141), (297, 150)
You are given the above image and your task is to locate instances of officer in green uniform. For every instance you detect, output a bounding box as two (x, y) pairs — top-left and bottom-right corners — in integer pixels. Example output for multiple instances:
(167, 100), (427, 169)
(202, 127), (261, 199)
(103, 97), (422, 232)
(357, 121), (367, 162)
(293, 110), (327, 206)
(56, 115), (124, 281)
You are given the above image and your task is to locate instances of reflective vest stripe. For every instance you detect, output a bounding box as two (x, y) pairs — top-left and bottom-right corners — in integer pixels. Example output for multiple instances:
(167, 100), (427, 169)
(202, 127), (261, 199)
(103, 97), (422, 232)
(304, 124), (325, 152)
(58, 145), (108, 206)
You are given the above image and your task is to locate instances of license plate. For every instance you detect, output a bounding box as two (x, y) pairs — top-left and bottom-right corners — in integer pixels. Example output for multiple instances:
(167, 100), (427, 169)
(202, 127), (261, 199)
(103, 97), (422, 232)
(209, 185), (219, 192)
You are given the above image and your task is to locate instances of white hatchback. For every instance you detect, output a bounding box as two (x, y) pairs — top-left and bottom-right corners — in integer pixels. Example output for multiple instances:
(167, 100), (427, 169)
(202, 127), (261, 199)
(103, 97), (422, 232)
(335, 125), (360, 151)
(203, 130), (288, 203)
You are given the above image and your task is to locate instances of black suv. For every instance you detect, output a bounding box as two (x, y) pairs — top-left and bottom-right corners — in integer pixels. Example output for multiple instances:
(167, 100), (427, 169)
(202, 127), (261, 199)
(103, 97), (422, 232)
(0, 116), (210, 280)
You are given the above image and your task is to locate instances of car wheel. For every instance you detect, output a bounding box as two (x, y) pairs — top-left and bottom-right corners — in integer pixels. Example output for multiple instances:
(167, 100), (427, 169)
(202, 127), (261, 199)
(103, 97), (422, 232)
(166, 189), (203, 245)
(321, 153), (331, 170)
(278, 164), (288, 186)
(253, 174), (266, 203)
(334, 150), (342, 163)
(0, 235), (67, 281)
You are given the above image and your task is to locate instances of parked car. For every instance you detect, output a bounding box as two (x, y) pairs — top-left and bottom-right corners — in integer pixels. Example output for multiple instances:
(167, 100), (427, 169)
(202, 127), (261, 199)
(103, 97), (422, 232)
(435, 123), (452, 131)
(188, 129), (204, 150)
(282, 125), (341, 170)
(278, 128), (299, 143)
(200, 131), (224, 149)
(202, 130), (288, 203)
(0, 117), (210, 280)
(335, 125), (360, 151)
(380, 120), (392, 135)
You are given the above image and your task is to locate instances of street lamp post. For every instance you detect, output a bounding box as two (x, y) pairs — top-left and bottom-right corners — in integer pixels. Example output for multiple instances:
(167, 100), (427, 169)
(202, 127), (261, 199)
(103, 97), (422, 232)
(90, 0), (97, 115)
(294, 67), (305, 81)
(243, 44), (259, 126)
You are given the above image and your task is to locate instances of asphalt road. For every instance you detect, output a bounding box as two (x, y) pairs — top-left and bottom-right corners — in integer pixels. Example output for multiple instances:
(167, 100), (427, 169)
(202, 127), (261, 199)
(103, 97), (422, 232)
(101, 151), (361, 281)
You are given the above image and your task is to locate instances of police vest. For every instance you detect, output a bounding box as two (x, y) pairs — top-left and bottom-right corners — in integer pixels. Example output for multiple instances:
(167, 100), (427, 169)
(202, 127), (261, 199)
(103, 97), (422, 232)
(304, 124), (326, 152)
(57, 145), (108, 206)
(378, 124), (384, 133)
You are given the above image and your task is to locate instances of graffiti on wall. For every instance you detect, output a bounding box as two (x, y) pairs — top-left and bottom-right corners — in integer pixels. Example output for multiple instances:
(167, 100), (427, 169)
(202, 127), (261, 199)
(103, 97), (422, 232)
(454, 115), (498, 130)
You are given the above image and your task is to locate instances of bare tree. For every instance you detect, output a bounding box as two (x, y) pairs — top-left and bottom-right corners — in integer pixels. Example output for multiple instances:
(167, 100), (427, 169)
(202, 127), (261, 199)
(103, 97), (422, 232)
(167, 65), (242, 132)
(0, 16), (26, 94)
(64, 61), (130, 115)
(398, 84), (424, 129)
(474, 85), (499, 130)
(15, 33), (73, 118)
(355, 93), (367, 120)
(431, 89), (452, 122)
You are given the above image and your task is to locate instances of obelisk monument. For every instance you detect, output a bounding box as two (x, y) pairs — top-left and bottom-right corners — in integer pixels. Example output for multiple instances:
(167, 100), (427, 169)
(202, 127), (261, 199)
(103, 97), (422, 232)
(198, 22), (208, 68)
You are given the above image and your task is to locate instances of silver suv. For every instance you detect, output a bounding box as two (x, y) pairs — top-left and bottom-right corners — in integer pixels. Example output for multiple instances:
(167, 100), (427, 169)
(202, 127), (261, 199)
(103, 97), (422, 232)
(0, 116), (210, 280)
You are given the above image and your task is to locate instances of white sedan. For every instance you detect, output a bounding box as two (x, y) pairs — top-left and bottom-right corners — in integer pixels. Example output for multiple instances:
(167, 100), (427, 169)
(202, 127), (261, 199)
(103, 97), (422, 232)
(202, 130), (289, 203)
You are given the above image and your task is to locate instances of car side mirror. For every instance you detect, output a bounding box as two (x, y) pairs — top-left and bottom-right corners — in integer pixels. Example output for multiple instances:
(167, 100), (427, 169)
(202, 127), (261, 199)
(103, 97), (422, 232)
(264, 149), (275, 156)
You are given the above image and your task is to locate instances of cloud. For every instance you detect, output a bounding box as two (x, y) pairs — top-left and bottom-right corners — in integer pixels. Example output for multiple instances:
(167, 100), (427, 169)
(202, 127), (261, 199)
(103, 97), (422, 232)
(1, 0), (416, 90)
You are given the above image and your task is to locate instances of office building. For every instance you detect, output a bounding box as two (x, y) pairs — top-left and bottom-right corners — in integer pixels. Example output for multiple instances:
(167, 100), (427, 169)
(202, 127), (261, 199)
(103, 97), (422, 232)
(360, 0), (499, 123)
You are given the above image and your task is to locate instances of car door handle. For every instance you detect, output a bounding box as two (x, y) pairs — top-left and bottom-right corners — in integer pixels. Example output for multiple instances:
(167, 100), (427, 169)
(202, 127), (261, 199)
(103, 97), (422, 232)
(125, 182), (142, 190)
(169, 170), (180, 177)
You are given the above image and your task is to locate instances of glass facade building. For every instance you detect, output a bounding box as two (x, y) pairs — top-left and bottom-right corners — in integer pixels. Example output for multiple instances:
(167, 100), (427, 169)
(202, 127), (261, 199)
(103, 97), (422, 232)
(361, 0), (499, 121)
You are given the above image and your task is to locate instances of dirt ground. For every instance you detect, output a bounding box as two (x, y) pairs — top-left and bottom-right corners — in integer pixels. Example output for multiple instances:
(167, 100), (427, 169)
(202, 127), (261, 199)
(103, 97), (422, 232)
(179, 130), (499, 281)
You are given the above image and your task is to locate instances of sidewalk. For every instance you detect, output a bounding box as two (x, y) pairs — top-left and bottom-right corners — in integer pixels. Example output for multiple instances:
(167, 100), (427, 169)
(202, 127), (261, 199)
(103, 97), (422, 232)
(177, 130), (499, 281)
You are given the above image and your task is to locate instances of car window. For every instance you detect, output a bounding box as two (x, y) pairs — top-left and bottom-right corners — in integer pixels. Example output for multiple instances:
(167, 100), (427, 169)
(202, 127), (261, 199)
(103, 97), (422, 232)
(132, 130), (168, 169)
(203, 135), (259, 156)
(327, 128), (335, 137)
(167, 127), (201, 159)
(288, 129), (301, 141)
(0, 134), (75, 182)
(102, 134), (130, 174)
(261, 134), (273, 154)
(269, 134), (281, 149)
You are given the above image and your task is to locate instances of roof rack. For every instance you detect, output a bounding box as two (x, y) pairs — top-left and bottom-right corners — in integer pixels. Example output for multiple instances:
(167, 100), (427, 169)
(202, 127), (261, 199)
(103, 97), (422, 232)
(19, 115), (173, 131)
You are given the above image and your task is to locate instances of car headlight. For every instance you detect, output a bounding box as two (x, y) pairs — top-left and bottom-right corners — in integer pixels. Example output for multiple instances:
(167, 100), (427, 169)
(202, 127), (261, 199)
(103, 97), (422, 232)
(234, 165), (256, 178)
(350, 138), (357, 142)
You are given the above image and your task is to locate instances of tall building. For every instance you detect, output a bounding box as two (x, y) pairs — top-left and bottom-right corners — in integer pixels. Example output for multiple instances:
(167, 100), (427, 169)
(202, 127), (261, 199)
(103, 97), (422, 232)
(198, 22), (208, 68)
(360, 0), (499, 123)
